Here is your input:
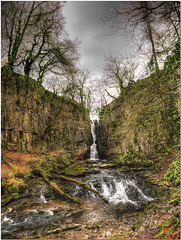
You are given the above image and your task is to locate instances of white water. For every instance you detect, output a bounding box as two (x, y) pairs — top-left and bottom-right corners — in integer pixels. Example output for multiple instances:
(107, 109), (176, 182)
(76, 171), (155, 206)
(40, 186), (47, 203)
(45, 210), (54, 216)
(2, 216), (13, 224)
(109, 179), (137, 205)
(90, 178), (138, 205)
(90, 121), (99, 160)
(88, 121), (155, 205)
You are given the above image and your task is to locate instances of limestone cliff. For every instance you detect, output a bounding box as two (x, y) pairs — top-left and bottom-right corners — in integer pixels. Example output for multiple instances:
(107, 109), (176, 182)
(1, 68), (92, 157)
(98, 68), (180, 161)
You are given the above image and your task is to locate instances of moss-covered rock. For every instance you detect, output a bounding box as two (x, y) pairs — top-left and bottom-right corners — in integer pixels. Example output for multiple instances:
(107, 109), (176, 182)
(64, 164), (86, 176)
(7, 178), (27, 193)
(144, 177), (169, 197)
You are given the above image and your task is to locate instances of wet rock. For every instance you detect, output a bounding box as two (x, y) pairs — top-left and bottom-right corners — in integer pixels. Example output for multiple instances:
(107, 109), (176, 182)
(1, 230), (15, 239)
(125, 185), (139, 201)
(113, 202), (139, 216)
(99, 164), (117, 168)
(92, 164), (100, 167)
(101, 159), (108, 163)
(86, 169), (101, 174)
(64, 164), (86, 176)
(85, 159), (95, 164)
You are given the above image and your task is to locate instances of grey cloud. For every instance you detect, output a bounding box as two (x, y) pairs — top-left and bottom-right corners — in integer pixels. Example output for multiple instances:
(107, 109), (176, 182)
(63, 1), (128, 78)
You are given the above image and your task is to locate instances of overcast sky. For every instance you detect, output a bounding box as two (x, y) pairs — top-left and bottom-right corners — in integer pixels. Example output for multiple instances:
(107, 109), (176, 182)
(63, 1), (129, 79)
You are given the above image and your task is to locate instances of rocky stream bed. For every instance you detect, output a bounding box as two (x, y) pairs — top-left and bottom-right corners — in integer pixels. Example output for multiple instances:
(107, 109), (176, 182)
(1, 156), (180, 239)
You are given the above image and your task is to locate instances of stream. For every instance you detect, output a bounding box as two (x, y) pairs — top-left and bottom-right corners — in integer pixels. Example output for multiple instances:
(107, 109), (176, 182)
(1, 121), (156, 239)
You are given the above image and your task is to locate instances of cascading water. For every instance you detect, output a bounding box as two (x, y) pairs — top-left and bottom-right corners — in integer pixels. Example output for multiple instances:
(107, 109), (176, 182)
(72, 169), (155, 209)
(90, 121), (99, 160)
(1, 119), (156, 239)
(40, 186), (47, 203)
(87, 119), (155, 208)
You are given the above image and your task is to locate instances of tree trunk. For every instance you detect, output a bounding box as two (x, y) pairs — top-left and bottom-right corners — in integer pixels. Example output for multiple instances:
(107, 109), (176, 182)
(37, 169), (80, 204)
(58, 174), (109, 204)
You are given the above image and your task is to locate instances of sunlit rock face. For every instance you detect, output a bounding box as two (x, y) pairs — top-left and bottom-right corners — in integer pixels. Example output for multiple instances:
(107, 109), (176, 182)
(1, 69), (92, 156)
(97, 72), (180, 160)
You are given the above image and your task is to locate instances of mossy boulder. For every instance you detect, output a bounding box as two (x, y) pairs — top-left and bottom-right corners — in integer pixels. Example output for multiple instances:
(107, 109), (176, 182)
(99, 163), (117, 169)
(7, 178), (27, 193)
(64, 164), (86, 176)
(85, 159), (95, 164)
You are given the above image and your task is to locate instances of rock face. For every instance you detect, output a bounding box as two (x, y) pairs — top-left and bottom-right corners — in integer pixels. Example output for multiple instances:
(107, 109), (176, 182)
(1, 69), (92, 157)
(98, 69), (180, 160)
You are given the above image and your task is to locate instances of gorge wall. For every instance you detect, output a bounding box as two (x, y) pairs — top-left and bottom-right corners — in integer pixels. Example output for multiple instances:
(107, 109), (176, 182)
(1, 68), (92, 158)
(98, 68), (180, 161)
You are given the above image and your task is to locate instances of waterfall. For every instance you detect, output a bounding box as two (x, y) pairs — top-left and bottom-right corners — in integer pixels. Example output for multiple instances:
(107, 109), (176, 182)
(40, 186), (47, 203)
(90, 121), (99, 160)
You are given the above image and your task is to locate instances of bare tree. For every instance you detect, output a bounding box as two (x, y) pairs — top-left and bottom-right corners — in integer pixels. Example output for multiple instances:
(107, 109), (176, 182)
(2, 1), (79, 84)
(2, 1), (44, 71)
(103, 55), (137, 97)
(103, 1), (180, 74)
(37, 38), (79, 84)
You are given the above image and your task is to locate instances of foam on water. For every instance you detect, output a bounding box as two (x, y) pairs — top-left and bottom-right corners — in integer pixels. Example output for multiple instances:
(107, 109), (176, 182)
(2, 216), (13, 224)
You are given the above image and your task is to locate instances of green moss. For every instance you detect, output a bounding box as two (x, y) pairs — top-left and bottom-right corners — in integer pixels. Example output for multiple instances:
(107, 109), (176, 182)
(164, 157), (180, 186)
(172, 189), (180, 198)
(64, 164), (86, 176)
(155, 210), (180, 238)
(132, 221), (141, 231)
(58, 154), (71, 166)
(173, 210), (180, 218)
(169, 190), (180, 206)
(7, 178), (27, 193)
(25, 173), (33, 179)
(144, 177), (169, 197)
(119, 166), (130, 172)
(169, 198), (180, 206)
